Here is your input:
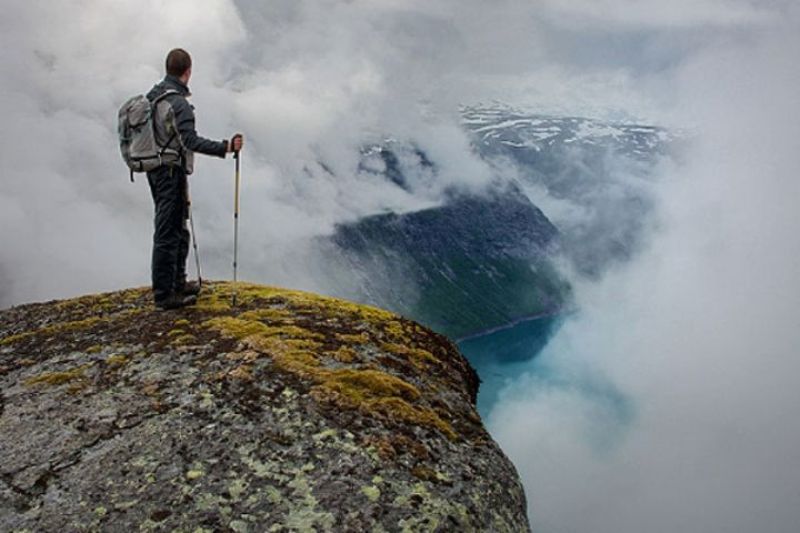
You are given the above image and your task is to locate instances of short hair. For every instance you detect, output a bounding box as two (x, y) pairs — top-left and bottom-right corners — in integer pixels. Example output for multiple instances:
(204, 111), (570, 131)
(165, 48), (192, 77)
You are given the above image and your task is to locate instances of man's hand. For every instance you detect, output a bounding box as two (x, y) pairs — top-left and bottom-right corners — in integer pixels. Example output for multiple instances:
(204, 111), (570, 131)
(228, 133), (244, 153)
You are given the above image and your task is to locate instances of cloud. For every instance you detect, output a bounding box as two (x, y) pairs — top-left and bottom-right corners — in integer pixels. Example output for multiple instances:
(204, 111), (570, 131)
(538, 0), (776, 29)
(0, 0), (503, 305)
(488, 6), (800, 532)
(2, 3), (799, 530)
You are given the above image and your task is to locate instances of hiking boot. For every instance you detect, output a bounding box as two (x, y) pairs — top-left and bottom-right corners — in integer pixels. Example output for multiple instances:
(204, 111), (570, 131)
(176, 281), (201, 297)
(155, 293), (197, 310)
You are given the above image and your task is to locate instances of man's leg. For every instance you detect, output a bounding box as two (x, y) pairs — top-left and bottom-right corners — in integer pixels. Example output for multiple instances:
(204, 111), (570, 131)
(147, 166), (183, 303)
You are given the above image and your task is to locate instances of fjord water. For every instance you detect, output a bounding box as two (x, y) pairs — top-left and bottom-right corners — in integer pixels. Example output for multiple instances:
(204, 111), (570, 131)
(457, 315), (563, 416)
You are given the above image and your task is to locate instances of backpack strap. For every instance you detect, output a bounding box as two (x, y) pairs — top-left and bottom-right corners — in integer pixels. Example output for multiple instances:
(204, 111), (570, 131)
(150, 89), (180, 105)
(151, 89), (182, 152)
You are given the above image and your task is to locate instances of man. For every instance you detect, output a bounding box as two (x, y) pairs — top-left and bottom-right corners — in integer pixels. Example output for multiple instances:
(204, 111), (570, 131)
(146, 48), (243, 310)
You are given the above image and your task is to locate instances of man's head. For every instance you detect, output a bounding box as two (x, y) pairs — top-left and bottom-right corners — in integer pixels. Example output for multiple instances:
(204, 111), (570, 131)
(166, 48), (192, 83)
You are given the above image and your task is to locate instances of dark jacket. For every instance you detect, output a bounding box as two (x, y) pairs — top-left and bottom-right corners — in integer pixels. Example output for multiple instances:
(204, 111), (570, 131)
(146, 75), (228, 171)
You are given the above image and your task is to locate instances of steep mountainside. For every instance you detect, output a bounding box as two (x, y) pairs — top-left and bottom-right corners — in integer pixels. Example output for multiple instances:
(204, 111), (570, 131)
(318, 183), (568, 339)
(0, 282), (530, 532)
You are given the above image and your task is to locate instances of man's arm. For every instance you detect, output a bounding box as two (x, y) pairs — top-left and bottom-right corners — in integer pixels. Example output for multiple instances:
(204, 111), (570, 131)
(170, 96), (228, 157)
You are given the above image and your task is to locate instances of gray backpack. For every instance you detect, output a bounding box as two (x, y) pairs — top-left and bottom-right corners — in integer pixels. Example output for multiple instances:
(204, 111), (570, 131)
(118, 90), (181, 181)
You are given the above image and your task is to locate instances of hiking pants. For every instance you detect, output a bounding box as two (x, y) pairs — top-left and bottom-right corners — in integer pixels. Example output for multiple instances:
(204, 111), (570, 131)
(146, 165), (190, 302)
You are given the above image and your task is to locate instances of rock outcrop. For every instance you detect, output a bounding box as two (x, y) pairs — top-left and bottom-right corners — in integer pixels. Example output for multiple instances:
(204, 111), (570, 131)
(0, 282), (530, 532)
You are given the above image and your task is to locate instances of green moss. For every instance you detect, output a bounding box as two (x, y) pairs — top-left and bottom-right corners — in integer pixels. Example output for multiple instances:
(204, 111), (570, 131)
(326, 346), (358, 363)
(335, 332), (370, 345)
(361, 485), (381, 502)
(85, 345), (103, 354)
(170, 334), (196, 346)
(381, 342), (438, 366)
(194, 289), (233, 312)
(1, 308), (143, 346)
(194, 282), (458, 440)
(318, 369), (419, 403)
(204, 316), (324, 375)
(1, 332), (33, 345)
(25, 364), (92, 387)
(0, 317), (102, 346)
(105, 354), (128, 366)
(370, 397), (457, 441)
(173, 318), (191, 327)
(384, 320), (408, 341)
(206, 281), (398, 325)
(203, 317), (268, 339)
(239, 308), (296, 322)
(186, 469), (204, 480)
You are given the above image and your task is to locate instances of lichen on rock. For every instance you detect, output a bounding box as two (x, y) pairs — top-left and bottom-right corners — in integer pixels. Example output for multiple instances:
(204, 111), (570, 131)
(0, 281), (530, 531)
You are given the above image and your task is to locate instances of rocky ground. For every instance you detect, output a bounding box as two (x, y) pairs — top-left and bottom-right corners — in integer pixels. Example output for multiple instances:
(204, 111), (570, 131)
(0, 281), (530, 532)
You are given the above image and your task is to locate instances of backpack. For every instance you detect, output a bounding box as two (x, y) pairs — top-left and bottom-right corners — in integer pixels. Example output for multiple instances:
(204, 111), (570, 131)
(118, 90), (180, 181)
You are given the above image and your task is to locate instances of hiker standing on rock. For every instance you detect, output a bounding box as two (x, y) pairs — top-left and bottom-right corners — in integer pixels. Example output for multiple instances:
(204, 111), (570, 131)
(146, 48), (244, 310)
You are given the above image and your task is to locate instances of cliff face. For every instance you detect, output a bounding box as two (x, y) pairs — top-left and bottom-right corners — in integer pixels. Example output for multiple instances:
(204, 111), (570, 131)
(319, 183), (568, 339)
(0, 282), (530, 532)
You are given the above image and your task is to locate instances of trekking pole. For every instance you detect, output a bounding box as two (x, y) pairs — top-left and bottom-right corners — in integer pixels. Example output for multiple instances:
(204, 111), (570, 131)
(231, 149), (241, 307)
(187, 201), (203, 288)
(185, 180), (203, 288)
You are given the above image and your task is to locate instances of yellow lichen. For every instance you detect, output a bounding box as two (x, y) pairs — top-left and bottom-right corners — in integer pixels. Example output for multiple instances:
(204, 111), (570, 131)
(205, 282), (398, 325)
(411, 465), (451, 484)
(105, 354), (128, 366)
(170, 334), (196, 346)
(194, 288), (234, 312)
(318, 369), (420, 403)
(327, 346), (359, 363)
(227, 365), (254, 381)
(203, 317), (271, 339)
(361, 485), (381, 502)
(335, 332), (370, 345)
(381, 342), (438, 366)
(173, 318), (191, 327)
(385, 320), (408, 341)
(24, 364), (92, 387)
(370, 397), (457, 441)
(2, 308), (143, 346)
(172, 282), (458, 440)
(239, 308), (296, 323)
(186, 469), (204, 480)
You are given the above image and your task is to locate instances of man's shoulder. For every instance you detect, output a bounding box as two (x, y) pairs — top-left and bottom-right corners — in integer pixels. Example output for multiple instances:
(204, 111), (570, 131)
(163, 92), (193, 119)
(147, 77), (189, 103)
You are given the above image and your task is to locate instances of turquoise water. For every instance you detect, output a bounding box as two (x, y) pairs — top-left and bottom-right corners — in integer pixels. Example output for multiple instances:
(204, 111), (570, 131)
(459, 314), (635, 450)
(457, 316), (563, 416)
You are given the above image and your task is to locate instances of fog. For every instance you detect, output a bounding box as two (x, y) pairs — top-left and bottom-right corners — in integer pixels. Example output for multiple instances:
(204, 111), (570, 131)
(487, 5), (800, 532)
(1, 1), (799, 531)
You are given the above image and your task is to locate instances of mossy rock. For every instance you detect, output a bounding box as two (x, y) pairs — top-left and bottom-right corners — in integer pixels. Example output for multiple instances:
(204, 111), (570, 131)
(0, 281), (530, 531)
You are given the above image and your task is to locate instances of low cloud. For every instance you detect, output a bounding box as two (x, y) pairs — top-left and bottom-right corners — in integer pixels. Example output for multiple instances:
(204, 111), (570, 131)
(2, 3), (799, 531)
(488, 7), (800, 532)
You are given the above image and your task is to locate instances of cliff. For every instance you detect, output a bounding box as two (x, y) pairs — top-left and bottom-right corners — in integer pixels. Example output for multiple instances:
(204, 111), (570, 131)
(0, 282), (530, 532)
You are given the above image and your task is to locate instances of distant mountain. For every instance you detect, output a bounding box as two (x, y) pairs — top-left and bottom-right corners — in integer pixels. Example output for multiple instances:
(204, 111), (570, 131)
(311, 105), (674, 338)
(463, 104), (673, 163)
(463, 104), (678, 276)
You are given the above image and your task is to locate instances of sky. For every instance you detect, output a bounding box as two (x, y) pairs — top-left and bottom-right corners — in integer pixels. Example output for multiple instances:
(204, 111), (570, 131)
(1, 1), (799, 531)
